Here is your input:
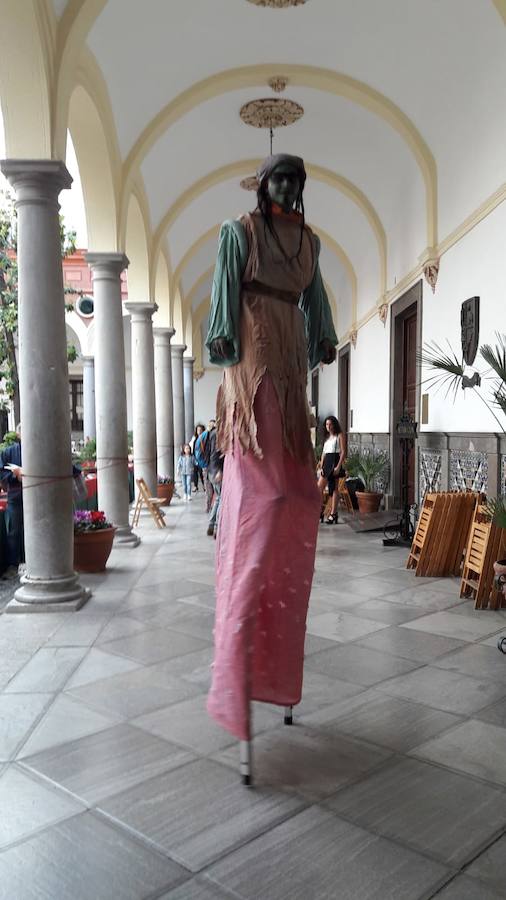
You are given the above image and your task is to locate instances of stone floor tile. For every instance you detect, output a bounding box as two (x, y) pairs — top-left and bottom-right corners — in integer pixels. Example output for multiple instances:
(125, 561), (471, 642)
(314, 692), (462, 752)
(215, 725), (392, 801)
(4, 647), (88, 694)
(326, 757), (505, 866)
(97, 757), (305, 872)
(465, 834), (506, 896)
(160, 879), (236, 900)
(475, 697), (506, 728)
(67, 661), (202, 719)
(134, 694), (237, 755)
(95, 614), (151, 643)
(296, 670), (365, 714)
(306, 610), (389, 643)
(99, 627), (210, 665)
(381, 586), (461, 611)
(449, 600), (506, 622)
(432, 875), (504, 899)
(378, 666), (506, 715)
(45, 614), (110, 647)
(0, 614), (67, 652)
(0, 652), (32, 690)
(206, 806), (449, 900)
(0, 765), (84, 849)
(153, 646), (214, 690)
(139, 605), (216, 641)
(133, 578), (216, 601)
(303, 633), (338, 656)
(411, 718), (506, 786)
(401, 610), (504, 642)
(173, 591), (217, 612)
(433, 643), (506, 681)
(64, 646), (142, 690)
(355, 625), (467, 663)
(0, 811), (189, 900)
(0, 694), (52, 760)
(17, 694), (121, 759)
(349, 598), (428, 625)
(21, 722), (195, 804)
(305, 643), (420, 687)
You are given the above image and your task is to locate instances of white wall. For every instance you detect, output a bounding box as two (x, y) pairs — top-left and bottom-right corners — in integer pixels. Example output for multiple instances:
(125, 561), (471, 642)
(194, 367), (222, 426)
(421, 201), (506, 433)
(317, 360), (339, 422)
(350, 314), (390, 433)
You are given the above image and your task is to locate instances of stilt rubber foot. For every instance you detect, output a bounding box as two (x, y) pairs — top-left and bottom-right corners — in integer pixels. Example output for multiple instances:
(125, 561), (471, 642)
(241, 774), (252, 786)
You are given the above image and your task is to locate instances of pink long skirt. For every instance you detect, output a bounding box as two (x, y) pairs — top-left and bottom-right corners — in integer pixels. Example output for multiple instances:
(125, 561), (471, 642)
(207, 376), (321, 741)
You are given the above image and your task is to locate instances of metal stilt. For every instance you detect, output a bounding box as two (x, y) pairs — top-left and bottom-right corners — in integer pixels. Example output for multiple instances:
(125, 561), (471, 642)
(284, 705), (293, 725)
(240, 740), (252, 786)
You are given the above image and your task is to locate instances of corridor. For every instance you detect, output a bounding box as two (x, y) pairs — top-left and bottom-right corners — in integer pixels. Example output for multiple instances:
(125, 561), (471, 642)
(1, 499), (506, 899)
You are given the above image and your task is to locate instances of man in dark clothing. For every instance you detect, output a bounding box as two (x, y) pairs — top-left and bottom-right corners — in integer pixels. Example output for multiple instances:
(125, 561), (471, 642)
(206, 424), (224, 537)
(0, 425), (24, 577)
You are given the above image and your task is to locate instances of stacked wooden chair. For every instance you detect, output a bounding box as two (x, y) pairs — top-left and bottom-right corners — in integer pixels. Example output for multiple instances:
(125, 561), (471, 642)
(407, 491), (479, 577)
(131, 477), (166, 529)
(337, 477), (354, 514)
(460, 504), (505, 609)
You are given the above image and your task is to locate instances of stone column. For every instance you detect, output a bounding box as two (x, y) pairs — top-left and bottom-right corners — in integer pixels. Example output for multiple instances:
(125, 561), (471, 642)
(154, 327), (175, 479)
(171, 344), (186, 473)
(82, 356), (96, 441)
(86, 253), (139, 547)
(183, 356), (196, 443)
(125, 303), (158, 497)
(1, 159), (89, 611)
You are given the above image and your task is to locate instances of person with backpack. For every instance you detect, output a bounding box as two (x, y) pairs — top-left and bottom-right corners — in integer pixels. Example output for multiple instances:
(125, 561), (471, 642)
(190, 423), (205, 492)
(194, 419), (216, 513)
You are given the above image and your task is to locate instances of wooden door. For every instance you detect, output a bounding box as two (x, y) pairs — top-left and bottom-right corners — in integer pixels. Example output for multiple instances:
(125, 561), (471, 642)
(339, 349), (350, 440)
(402, 312), (417, 503)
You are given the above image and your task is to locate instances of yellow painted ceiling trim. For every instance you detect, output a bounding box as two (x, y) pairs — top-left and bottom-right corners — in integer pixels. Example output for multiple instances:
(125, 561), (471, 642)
(171, 225), (221, 295)
(121, 64), (437, 247)
(182, 266), (215, 319)
(152, 159), (386, 296)
(492, 0), (506, 23)
(53, 0), (108, 158)
(315, 227), (358, 325)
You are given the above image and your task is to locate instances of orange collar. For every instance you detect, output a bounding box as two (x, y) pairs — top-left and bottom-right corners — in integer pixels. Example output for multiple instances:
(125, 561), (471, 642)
(271, 202), (302, 223)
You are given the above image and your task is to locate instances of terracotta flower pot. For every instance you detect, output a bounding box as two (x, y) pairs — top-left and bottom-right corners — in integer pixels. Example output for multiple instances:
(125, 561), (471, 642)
(157, 482), (174, 505)
(493, 559), (506, 578)
(73, 527), (116, 573)
(356, 491), (383, 514)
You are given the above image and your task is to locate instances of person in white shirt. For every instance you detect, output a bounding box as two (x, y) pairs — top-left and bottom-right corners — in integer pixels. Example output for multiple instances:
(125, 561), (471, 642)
(317, 415), (346, 524)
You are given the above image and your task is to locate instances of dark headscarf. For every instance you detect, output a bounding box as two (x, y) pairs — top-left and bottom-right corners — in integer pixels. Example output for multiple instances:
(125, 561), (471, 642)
(256, 154), (307, 188)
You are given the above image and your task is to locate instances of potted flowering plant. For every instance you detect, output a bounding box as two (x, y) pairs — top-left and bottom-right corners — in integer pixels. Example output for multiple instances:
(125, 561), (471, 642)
(157, 475), (175, 505)
(73, 510), (115, 572)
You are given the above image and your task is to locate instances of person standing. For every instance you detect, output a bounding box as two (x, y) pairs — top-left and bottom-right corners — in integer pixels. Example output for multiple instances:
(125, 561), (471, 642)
(0, 424), (24, 578)
(176, 444), (195, 502)
(205, 153), (337, 743)
(317, 416), (346, 524)
(206, 426), (224, 537)
(190, 423), (205, 492)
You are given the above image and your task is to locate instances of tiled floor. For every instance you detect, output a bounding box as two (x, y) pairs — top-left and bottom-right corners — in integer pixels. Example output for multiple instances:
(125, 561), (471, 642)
(1, 495), (506, 899)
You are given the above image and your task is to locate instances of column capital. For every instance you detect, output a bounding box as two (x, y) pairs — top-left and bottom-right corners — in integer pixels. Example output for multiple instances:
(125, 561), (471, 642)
(81, 355), (95, 365)
(86, 252), (129, 277)
(171, 344), (187, 357)
(0, 159), (72, 197)
(183, 356), (196, 366)
(153, 327), (176, 344)
(125, 301), (158, 322)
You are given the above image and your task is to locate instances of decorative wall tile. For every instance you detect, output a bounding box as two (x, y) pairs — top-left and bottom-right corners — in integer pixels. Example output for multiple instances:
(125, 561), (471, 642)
(501, 455), (506, 495)
(420, 450), (442, 497)
(450, 450), (488, 493)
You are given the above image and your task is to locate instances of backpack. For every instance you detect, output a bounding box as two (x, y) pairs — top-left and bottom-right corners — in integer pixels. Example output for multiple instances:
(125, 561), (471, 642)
(194, 430), (211, 468)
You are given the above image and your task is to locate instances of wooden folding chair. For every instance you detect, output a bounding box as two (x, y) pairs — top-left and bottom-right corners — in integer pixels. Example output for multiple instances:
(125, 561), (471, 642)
(337, 477), (354, 514)
(131, 477), (166, 529)
(460, 505), (502, 608)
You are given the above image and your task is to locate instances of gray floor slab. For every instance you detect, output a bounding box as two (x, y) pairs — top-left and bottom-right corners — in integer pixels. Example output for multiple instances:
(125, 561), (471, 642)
(0, 693), (52, 760)
(64, 646), (143, 690)
(67, 660), (202, 719)
(4, 646), (88, 694)
(97, 757), (305, 872)
(45, 614), (110, 647)
(411, 718), (506, 786)
(475, 697), (506, 728)
(0, 651), (32, 690)
(0, 766), (84, 850)
(349, 597), (428, 624)
(312, 692), (463, 753)
(21, 722), (195, 804)
(305, 643), (421, 687)
(355, 625), (467, 663)
(95, 614), (152, 643)
(214, 725), (392, 801)
(99, 626), (210, 665)
(326, 756), (506, 866)
(161, 880), (235, 900)
(206, 806), (449, 900)
(432, 875), (504, 899)
(432, 643), (506, 680)
(401, 610), (504, 642)
(0, 811), (189, 900)
(306, 610), (389, 643)
(465, 833), (506, 896)
(378, 666), (506, 716)
(17, 694), (121, 759)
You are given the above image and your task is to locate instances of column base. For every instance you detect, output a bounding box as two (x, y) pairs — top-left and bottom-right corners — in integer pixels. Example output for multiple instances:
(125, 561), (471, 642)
(113, 525), (141, 548)
(6, 573), (91, 614)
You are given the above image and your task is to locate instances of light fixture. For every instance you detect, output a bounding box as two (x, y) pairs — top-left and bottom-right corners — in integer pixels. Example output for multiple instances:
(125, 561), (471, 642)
(246, 0), (307, 7)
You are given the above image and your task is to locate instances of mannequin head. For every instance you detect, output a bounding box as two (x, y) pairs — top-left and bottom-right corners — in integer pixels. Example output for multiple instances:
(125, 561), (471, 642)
(266, 163), (301, 213)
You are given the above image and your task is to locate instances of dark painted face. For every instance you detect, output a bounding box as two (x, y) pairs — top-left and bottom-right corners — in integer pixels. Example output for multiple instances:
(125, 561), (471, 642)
(266, 164), (301, 213)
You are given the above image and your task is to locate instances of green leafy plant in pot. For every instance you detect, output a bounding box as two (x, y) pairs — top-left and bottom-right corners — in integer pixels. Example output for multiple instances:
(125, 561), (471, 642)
(345, 448), (390, 514)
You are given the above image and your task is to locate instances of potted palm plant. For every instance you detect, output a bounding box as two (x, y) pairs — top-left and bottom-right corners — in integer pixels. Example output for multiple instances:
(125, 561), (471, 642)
(345, 448), (390, 514)
(73, 510), (115, 572)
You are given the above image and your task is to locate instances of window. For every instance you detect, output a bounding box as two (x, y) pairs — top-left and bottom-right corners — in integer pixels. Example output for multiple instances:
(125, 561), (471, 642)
(69, 378), (84, 431)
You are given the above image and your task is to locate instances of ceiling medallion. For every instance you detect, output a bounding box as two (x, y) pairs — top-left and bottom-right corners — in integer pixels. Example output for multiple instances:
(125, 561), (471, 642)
(240, 98), (304, 130)
(268, 76), (288, 93)
(240, 176), (260, 192)
(246, 0), (307, 7)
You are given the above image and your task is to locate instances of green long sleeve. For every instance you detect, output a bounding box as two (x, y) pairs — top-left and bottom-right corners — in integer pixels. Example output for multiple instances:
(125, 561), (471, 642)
(299, 236), (338, 370)
(206, 220), (248, 367)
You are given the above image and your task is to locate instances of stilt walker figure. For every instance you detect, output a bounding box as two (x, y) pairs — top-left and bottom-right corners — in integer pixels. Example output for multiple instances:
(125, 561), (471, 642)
(206, 154), (338, 783)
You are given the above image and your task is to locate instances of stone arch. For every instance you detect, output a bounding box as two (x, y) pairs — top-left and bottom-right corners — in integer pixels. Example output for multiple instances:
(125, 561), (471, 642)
(172, 285), (185, 344)
(121, 64), (438, 247)
(124, 187), (151, 303)
(184, 310), (193, 356)
(154, 252), (171, 327)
